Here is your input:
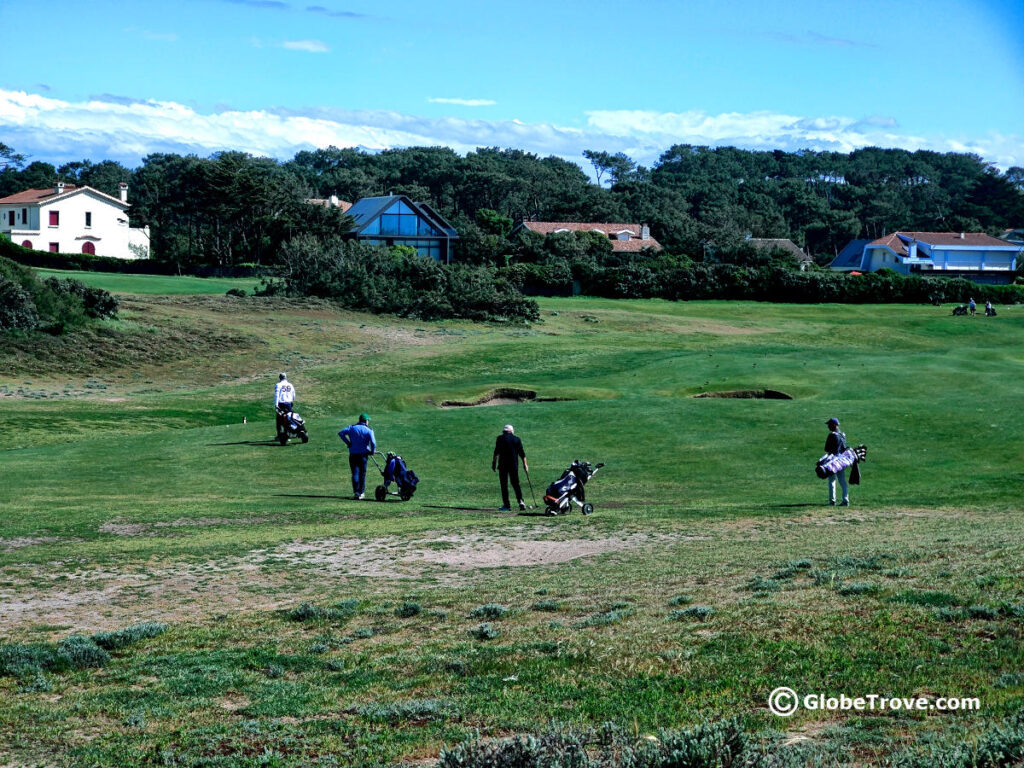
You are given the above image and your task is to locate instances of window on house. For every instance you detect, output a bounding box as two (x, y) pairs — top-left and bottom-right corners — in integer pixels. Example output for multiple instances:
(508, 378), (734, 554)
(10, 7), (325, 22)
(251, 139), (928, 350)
(21, 240), (32, 249)
(82, 242), (96, 255)
(49, 242), (59, 252)
(85, 212), (92, 227)
(49, 211), (59, 227)
(21, 208), (27, 223)
(6, 211), (13, 226)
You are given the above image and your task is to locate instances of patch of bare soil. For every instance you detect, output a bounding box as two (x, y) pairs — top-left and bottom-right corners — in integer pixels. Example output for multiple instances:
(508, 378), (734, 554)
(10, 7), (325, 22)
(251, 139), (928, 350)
(0, 537), (61, 550)
(0, 529), (675, 634)
(99, 517), (267, 537)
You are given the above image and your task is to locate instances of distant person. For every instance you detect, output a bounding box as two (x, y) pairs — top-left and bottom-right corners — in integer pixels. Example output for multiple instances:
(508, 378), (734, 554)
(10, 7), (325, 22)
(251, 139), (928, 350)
(968, 297), (976, 316)
(492, 424), (528, 511)
(274, 373), (295, 440)
(985, 300), (995, 316)
(825, 417), (849, 507)
(339, 414), (376, 499)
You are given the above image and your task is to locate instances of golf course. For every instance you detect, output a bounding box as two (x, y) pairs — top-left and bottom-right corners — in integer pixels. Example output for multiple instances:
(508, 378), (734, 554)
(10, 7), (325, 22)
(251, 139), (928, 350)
(1, 271), (1022, 766)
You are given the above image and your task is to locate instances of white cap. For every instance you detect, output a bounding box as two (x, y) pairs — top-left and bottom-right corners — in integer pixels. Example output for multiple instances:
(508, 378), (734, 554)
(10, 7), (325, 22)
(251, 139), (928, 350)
(503, 424), (514, 433)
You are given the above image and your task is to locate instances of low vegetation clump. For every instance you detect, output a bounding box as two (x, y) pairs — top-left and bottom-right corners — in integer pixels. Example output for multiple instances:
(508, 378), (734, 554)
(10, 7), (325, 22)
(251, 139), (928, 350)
(578, 604), (633, 628)
(837, 582), (880, 597)
(670, 606), (716, 621)
(91, 622), (168, 650)
(531, 600), (561, 612)
(395, 600), (423, 618)
(469, 603), (509, 620)
(286, 600), (359, 623)
(0, 255), (118, 333)
(468, 622), (501, 640)
(356, 698), (456, 725)
(437, 718), (803, 768)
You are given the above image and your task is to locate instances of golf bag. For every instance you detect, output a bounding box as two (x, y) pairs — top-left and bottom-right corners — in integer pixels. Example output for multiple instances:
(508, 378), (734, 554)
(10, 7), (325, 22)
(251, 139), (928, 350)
(373, 452), (419, 502)
(277, 409), (309, 445)
(985, 306), (997, 316)
(815, 444), (867, 479)
(544, 460), (604, 516)
(952, 305), (968, 316)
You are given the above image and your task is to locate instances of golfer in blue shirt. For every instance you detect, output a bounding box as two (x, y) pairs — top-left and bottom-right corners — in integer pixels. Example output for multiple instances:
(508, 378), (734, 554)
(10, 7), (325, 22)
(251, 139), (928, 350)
(339, 413), (376, 499)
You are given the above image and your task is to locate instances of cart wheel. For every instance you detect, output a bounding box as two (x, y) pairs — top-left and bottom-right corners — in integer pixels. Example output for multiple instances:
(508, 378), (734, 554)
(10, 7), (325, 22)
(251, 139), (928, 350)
(400, 492), (411, 502)
(545, 507), (558, 517)
(374, 485), (387, 502)
(582, 503), (594, 516)
(300, 434), (309, 443)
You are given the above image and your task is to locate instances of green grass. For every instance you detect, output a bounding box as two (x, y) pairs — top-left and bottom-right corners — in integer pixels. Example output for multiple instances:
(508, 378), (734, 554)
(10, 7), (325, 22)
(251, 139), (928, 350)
(32, 267), (262, 295)
(1, 295), (1022, 766)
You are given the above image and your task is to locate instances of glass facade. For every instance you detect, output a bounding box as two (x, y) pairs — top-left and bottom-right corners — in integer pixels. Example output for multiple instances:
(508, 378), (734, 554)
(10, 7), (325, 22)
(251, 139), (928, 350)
(355, 199), (451, 261)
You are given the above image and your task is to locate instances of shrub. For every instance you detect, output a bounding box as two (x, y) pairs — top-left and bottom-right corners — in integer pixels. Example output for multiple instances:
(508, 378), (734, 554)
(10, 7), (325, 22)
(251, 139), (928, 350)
(437, 718), (792, 768)
(468, 622), (501, 640)
(225, 287), (247, 297)
(469, 603), (509, 620)
(356, 698), (455, 724)
(286, 601), (358, 623)
(395, 601), (422, 618)
(92, 622), (167, 650)
(578, 606), (632, 628)
(837, 582), (880, 596)
(274, 236), (539, 323)
(668, 595), (693, 607)
(56, 636), (110, 669)
(670, 606), (716, 621)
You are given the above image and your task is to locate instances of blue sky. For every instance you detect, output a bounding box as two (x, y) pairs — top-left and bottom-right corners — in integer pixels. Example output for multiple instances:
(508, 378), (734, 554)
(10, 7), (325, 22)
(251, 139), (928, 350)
(0, 0), (1021, 171)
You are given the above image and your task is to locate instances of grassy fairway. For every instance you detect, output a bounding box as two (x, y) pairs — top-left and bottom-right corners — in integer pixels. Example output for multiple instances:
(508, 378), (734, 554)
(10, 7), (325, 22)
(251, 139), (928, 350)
(32, 267), (262, 295)
(0, 295), (1022, 766)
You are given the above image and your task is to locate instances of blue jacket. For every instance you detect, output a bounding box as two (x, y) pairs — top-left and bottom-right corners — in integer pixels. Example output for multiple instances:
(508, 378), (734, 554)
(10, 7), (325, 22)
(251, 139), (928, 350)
(339, 422), (376, 455)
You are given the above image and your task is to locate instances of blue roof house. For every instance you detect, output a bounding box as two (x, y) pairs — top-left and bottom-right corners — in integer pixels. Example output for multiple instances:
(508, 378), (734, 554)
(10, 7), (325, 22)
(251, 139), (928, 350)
(344, 195), (459, 264)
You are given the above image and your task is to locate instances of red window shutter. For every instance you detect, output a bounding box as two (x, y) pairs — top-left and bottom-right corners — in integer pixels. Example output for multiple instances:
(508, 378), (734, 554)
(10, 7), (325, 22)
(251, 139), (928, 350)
(49, 242), (59, 252)
(49, 210), (59, 226)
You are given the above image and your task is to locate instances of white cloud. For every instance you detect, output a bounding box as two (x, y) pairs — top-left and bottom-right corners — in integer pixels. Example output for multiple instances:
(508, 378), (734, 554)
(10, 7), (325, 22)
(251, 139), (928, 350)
(280, 39), (330, 53)
(427, 98), (497, 107)
(0, 89), (1018, 172)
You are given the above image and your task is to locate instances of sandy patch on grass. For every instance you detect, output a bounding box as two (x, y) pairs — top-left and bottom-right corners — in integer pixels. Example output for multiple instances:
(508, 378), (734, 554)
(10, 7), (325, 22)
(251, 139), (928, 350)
(0, 537), (61, 550)
(0, 529), (675, 633)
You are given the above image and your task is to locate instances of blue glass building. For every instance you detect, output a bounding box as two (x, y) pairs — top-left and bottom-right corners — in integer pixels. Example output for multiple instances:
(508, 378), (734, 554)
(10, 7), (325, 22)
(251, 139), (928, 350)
(345, 195), (459, 263)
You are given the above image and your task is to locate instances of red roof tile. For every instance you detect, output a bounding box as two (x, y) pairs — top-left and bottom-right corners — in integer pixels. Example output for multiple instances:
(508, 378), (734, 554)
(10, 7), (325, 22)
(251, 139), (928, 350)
(0, 186), (81, 205)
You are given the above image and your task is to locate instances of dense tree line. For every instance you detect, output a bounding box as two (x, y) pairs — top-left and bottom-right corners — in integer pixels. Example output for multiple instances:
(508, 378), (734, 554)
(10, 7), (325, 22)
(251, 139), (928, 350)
(1, 140), (1022, 269)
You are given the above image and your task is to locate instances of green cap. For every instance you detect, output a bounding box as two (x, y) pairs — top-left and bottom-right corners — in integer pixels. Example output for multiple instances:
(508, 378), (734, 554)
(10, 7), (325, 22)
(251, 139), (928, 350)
(360, 412), (370, 422)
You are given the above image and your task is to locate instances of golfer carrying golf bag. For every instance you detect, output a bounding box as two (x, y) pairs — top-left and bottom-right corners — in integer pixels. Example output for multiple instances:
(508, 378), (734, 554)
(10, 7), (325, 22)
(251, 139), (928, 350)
(492, 424), (528, 511)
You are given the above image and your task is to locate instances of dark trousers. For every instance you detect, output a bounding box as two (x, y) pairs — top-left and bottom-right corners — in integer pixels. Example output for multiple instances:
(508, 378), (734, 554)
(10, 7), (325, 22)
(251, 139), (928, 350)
(276, 403), (293, 434)
(499, 465), (523, 508)
(349, 453), (370, 494)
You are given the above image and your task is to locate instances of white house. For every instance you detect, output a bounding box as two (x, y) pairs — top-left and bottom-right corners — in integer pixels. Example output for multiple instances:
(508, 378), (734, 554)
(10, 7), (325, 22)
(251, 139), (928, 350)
(831, 231), (1022, 284)
(0, 182), (150, 259)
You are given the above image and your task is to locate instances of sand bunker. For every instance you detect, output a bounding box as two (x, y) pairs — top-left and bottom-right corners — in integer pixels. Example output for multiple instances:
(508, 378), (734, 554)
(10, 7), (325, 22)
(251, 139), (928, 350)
(692, 389), (792, 400)
(440, 388), (574, 408)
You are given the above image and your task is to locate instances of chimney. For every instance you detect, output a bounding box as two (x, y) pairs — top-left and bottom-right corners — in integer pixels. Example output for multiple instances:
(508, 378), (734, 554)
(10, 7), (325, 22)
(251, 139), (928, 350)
(641, 224), (650, 241)
(55, 181), (65, 195)
(119, 182), (128, 203)
(959, 232), (965, 239)
(329, 194), (339, 207)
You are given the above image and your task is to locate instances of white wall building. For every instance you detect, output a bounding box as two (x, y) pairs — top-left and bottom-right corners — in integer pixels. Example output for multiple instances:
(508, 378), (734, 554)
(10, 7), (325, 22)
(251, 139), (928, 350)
(0, 182), (150, 259)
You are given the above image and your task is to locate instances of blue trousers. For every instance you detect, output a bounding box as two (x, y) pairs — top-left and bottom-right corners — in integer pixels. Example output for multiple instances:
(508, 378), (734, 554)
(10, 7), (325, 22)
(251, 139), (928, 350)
(349, 453), (370, 494)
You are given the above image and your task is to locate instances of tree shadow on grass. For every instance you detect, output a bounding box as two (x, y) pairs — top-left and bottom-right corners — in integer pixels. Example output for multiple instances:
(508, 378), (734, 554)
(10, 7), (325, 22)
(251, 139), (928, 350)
(421, 504), (503, 513)
(208, 440), (282, 447)
(274, 493), (359, 501)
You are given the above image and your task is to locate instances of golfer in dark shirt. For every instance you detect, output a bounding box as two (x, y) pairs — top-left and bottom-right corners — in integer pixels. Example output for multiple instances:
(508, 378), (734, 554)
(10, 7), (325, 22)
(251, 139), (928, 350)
(492, 424), (528, 511)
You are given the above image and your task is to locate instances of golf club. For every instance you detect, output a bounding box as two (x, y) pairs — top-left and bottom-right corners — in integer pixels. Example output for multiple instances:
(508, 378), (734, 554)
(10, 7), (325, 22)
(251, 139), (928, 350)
(525, 467), (538, 509)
